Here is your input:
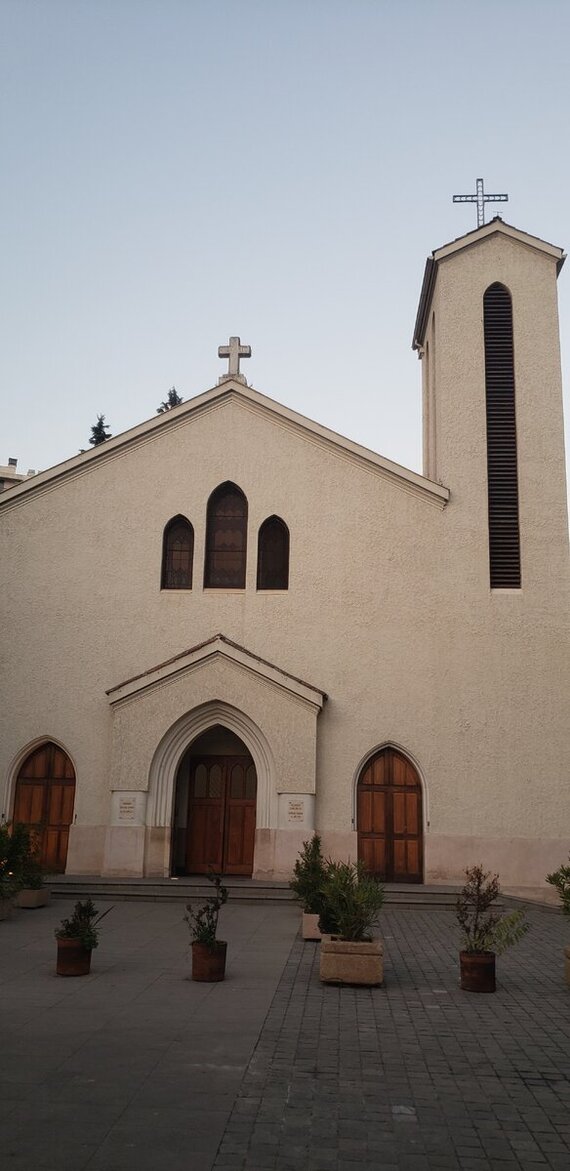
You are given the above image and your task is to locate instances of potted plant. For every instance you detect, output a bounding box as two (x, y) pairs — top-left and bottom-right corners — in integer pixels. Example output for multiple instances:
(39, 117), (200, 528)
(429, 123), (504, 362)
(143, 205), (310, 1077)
(456, 865), (529, 992)
(289, 833), (327, 940)
(0, 821), (20, 919)
(11, 823), (50, 908)
(546, 855), (570, 986)
(55, 898), (112, 976)
(318, 859), (385, 986)
(185, 872), (228, 982)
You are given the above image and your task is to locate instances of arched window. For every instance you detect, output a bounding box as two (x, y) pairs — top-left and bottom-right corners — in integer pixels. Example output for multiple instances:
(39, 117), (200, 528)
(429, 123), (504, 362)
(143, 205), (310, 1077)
(483, 283), (521, 588)
(204, 483), (248, 588)
(161, 516), (194, 589)
(257, 516), (289, 590)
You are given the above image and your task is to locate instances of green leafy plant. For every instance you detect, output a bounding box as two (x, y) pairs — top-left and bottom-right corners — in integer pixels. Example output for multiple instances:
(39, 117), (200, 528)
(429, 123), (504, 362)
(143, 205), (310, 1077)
(185, 872), (228, 951)
(456, 865), (529, 954)
(55, 899), (112, 950)
(157, 386), (183, 413)
(0, 822), (19, 900)
(289, 834), (327, 915)
(9, 823), (44, 889)
(318, 859), (384, 941)
(546, 856), (570, 916)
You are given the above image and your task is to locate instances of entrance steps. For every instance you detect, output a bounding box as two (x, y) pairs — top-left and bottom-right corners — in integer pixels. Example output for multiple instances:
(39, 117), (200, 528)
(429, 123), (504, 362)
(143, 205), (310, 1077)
(47, 875), (465, 907)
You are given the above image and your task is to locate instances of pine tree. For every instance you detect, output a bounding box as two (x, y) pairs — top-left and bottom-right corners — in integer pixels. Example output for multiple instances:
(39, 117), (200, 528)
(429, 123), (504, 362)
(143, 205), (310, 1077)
(157, 386), (183, 413)
(89, 414), (112, 446)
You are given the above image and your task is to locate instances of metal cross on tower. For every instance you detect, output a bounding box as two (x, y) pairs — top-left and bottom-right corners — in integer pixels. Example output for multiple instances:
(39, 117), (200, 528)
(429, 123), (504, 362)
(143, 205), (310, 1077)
(218, 336), (252, 383)
(452, 178), (508, 228)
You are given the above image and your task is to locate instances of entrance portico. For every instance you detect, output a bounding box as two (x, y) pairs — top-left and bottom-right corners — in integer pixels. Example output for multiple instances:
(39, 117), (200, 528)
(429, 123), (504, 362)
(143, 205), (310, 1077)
(98, 634), (326, 880)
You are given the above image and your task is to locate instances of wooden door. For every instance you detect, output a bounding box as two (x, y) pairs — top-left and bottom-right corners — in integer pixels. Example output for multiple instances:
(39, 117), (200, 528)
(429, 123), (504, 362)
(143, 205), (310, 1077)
(186, 755), (257, 875)
(357, 747), (422, 883)
(13, 742), (76, 873)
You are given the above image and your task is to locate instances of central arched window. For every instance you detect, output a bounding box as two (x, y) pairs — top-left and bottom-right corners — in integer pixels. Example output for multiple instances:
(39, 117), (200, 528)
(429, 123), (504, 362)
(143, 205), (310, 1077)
(161, 516), (194, 589)
(204, 482), (248, 588)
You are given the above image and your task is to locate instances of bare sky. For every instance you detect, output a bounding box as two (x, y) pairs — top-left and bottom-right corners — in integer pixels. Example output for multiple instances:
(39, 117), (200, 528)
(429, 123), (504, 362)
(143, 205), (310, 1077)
(1, 0), (569, 490)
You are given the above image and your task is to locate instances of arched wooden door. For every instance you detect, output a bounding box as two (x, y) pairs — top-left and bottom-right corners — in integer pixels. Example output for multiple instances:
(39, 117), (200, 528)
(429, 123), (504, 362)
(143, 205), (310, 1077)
(13, 742), (76, 873)
(186, 755), (257, 875)
(357, 747), (423, 883)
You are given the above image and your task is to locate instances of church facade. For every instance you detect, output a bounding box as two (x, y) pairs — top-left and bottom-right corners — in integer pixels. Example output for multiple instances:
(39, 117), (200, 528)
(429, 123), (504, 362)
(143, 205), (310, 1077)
(1, 218), (568, 894)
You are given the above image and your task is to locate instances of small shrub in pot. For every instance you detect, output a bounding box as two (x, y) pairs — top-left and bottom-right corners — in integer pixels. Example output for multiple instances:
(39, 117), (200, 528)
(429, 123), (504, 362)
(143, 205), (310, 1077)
(456, 865), (528, 992)
(289, 834), (327, 940)
(318, 860), (385, 985)
(185, 872), (228, 982)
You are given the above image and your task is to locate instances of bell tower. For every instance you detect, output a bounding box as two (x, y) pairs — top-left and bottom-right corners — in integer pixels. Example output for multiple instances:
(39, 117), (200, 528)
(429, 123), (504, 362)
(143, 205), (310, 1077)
(413, 218), (569, 593)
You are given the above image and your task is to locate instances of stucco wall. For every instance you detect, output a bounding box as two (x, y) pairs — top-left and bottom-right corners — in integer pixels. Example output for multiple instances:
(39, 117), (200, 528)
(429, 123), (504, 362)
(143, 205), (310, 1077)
(1, 226), (568, 889)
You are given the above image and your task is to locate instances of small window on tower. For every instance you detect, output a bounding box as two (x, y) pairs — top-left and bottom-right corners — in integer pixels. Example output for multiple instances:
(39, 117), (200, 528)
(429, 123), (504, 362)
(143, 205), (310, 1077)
(161, 516), (194, 589)
(257, 516), (289, 590)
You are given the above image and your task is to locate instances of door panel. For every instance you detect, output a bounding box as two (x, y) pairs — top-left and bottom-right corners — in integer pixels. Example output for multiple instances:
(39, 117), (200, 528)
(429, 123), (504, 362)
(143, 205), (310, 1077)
(186, 755), (257, 875)
(357, 748), (423, 883)
(13, 743), (75, 873)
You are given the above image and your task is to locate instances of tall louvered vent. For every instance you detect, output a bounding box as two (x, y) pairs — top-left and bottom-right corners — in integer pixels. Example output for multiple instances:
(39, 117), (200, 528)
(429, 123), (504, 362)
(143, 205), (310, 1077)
(483, 283), (521, 588)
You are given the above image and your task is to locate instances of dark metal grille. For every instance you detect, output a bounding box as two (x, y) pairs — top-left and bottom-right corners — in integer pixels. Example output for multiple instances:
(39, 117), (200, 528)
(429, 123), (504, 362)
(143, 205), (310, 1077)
(483, 283), (521, 588)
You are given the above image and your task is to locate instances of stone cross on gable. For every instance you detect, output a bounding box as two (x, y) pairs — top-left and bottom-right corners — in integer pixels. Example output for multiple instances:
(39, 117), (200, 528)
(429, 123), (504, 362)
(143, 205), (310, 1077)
(218, 336), (252, 384)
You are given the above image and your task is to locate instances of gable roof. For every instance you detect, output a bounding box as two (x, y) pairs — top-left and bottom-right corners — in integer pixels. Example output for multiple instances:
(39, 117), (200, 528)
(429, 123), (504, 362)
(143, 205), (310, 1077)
(106, 633), (327, 710)
(413, 217), (566, 351)
(0, 377), (449, 512)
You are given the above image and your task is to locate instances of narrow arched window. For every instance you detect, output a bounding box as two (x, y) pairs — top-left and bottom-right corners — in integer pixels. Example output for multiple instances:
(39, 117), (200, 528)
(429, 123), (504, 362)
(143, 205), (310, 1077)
(204, 483), (248, 588)
(257, 516), (289, 590)
(161, 516), (194, 589)
(484, 283), (521, 588)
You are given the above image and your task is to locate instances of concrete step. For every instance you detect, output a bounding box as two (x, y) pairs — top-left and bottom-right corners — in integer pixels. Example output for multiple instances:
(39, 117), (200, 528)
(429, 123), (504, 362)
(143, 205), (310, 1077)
(46, 875), (467, 907)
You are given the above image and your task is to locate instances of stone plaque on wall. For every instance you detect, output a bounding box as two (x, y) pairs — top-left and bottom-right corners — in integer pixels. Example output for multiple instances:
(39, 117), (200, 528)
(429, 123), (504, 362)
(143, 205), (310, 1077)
(277, 793), (315, 830)
(118, 798), (136, 822)
(111, 790), (147, 827)
(287, 799), (304, 822)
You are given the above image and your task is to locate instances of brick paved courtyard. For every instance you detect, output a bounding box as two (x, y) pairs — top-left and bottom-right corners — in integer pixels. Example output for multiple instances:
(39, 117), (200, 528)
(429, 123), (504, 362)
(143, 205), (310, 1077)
(216, 905), (570, 1171)
(1, 899), (568, 1170)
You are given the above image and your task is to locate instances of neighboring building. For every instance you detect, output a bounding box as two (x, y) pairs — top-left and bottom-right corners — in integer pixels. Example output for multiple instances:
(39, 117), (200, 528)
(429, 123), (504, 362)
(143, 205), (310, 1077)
(0, 217), (568, 895)
(0, 458), (36, 492)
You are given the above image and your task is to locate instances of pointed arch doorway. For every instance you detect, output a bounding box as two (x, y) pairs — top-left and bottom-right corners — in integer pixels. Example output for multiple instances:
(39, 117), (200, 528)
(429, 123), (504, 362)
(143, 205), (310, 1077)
(172, 726), (257, 875)
(357, 747), (423, 883)
(13, 741), (76, 873)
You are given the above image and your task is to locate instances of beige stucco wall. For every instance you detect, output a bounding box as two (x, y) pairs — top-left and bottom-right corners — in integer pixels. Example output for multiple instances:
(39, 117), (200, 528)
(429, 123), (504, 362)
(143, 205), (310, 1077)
(1, 225), (568, 890)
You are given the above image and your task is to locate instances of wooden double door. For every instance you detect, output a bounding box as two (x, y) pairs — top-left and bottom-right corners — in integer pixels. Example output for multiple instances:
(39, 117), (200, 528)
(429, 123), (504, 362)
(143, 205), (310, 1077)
(186, 754), (257, 875)
(357, 747), (423, 883)
(13, 742), (76, 873)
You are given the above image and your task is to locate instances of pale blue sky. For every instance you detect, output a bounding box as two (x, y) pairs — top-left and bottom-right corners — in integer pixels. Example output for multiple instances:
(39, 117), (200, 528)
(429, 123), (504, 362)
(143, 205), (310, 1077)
(1, 0), (570, 485)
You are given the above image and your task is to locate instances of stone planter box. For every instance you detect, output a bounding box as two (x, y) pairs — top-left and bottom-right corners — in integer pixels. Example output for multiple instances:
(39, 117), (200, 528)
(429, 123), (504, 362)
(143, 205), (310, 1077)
(320, 937), (383, 986)
(15, 888), (51, 909)
(564, 945), (570, 988)
(302, 912), (322, 941)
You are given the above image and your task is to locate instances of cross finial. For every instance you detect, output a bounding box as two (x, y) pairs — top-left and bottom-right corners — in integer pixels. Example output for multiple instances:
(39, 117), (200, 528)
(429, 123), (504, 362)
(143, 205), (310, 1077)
(452, 178), (508, 228)
(217, 336), (252, 384)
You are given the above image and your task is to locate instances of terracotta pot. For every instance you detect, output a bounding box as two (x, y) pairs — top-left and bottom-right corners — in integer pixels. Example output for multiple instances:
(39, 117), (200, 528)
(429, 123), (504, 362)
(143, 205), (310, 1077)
(564, 945), (570, 987)
(460, 950), (496, 993)
(56, 938), (92, 977)
(191, 941), (227, 982)
(302, 912), (322, 941)
(16, 888), (50, 909)
(320, 937), (383, 986)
